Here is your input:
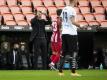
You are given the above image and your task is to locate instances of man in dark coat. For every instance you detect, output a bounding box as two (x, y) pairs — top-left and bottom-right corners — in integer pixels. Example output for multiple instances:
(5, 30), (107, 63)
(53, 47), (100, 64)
(10, 43), (22, 69)
(20, 42), (31, 69)
(30, 10), (52, 69)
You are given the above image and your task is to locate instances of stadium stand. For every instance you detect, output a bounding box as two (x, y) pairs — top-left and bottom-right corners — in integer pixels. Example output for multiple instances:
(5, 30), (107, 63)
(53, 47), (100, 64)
(64, 0), (70, 6)
(89, 0), (102, 7)
(78, 0), (89, 7)
(94, 13), (106, 22)
(35, 6), (47, 12)
(20, 0), (32, 6)
(74, 7), (80, 14)
(6, 0), (17, 6)
(13, 13), (25, 21)
(93, 6), (105, 14)
(53, 0), (65, 7)
(31, 0), (43, 7)
(9, 5), (22, 14)
(79, 6), (91, 14)
(3, 13), (14, 22)
(46, 6), (57, 15)
(100, 21), (107, 27)
(57, 6), (65, 9)
(24, 13), (35, 25)
(78, 21), (89, 26)
(21, 6), (33, 14)
(42, 0), (54, 7)
(5, 20), (17, 26)
(101, 0), (107, 7)
(13, 13), (28, 26)
(76, 13), (85, 22)
(0, 0), (6, 6)
(0, 0), (106, 27)
(88, 21), (100, 26)
(0, 5), (11, 14)
(83, 13), (96, 22)
(17, 20), (28, 26)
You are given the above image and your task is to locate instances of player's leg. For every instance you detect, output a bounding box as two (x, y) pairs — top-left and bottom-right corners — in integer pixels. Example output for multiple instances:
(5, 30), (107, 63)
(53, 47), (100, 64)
(52, 53), (60, 64)
(33, 39), (40, 69)
(49, 54), (56, 70)
(68, 35), (81, 76)
(51, 42), (62, 64)
(50, 54), (56, 62)
(49, 42), (56, 65)
(41, 38), (48, 70)
(58, 35), (67, 76)
(70, 54), (81, 77)
(49, 42), (57, 70)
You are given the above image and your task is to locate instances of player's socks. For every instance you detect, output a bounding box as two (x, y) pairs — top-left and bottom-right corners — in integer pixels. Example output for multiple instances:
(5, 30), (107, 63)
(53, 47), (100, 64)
(49, 63), (57, 70)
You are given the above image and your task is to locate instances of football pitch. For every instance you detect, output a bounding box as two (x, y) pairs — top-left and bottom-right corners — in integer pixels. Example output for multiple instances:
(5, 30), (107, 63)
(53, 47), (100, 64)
(0, 70), (106, 80)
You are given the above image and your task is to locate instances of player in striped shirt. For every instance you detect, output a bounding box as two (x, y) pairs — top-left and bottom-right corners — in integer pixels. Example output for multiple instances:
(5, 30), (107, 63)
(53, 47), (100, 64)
(49, 9), (62, 70)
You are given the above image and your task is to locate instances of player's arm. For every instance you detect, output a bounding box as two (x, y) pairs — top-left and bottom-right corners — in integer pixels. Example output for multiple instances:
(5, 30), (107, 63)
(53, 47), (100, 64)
(59, 17), (62, 32)
(70, 16), (82, 28)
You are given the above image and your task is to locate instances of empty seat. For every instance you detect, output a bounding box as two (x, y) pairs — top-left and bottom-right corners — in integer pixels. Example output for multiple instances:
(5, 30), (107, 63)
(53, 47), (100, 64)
(2, 13), (14, 22)
(77, 13), (85, 22)
(74, 7), (80, 14)
(78, 0), (89, 7)
(0, 0), (6, 6)
(21, 6), (33, 14)
(5, 20), (17, 26)
(35, 6), (47, 12)
(78, 21), (89, 26)
(93, 6), (105, 14)
(79, 6), (91, 14)
(54, 0), (65, 7)
(83, 13), (96, 22)
(17, 20), (28, 26)
(47, 6), (57, 15)
(100, 21), (107, 27)
(25, 13), (35, 25)
(20, 0), (31, 6)
(64, 0), (70, 6)
(31, 0), (43, 7)
(24, 13), (35, 24)
(6, 0), (17, 6)
(13, 13), (25, 21)
(9, 5), (21, 14)
(90, 0), (101, 7)
(94, 13), (106, 22)
(42, 0), (54, 7)
(0, 5), (11, 14)
(57, 6), (64, 10)
(102, 0), (107, 7)
(88, 21), (100, 26)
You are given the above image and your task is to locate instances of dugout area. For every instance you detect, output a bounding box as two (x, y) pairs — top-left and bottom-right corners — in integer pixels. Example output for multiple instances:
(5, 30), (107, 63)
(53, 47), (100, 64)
(0, 29), (107, 69)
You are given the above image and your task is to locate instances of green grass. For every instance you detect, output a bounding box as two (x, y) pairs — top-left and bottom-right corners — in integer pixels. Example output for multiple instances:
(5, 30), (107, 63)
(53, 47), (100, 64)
(0, 70), (107, 80)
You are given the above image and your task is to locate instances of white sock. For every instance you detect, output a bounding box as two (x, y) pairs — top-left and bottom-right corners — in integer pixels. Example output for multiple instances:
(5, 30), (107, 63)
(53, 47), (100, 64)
(51, 62), (55, 65)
